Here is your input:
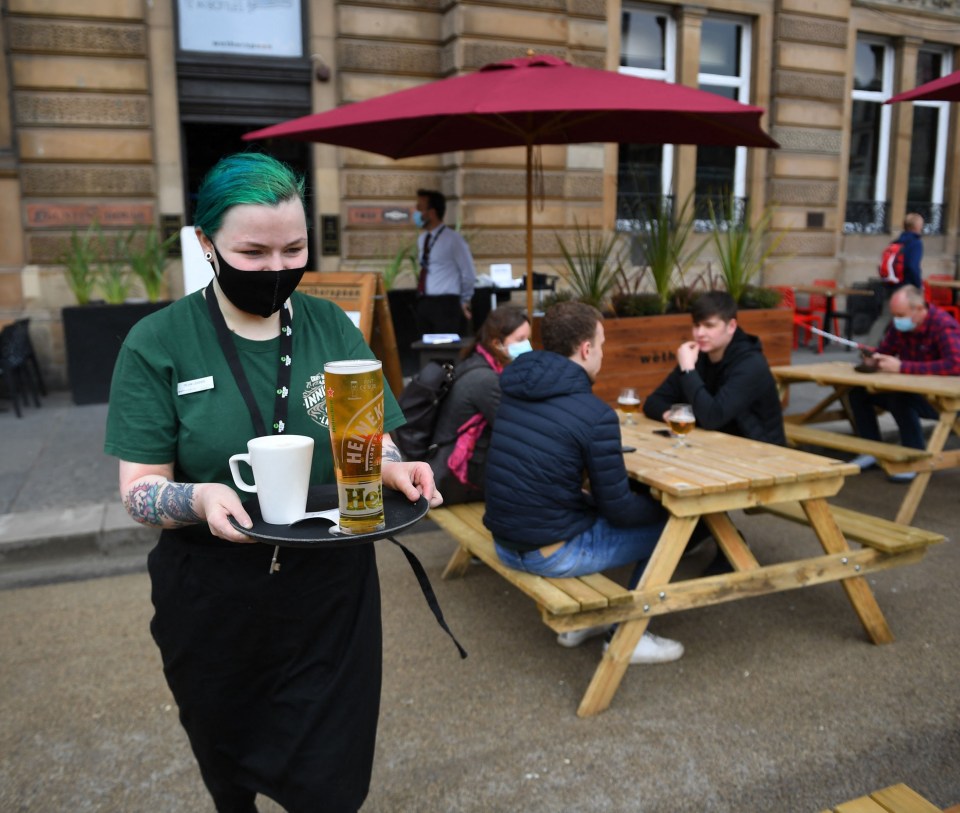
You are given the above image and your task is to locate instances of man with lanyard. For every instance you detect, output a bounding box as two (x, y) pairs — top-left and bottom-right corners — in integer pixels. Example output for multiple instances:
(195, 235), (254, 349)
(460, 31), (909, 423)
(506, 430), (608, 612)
(849, 284), (960, 482)
(414, 188), (476, 335)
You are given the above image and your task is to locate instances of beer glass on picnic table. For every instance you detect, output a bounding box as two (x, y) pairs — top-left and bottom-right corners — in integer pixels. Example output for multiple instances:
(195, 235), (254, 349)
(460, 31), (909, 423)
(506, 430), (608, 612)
(323, 359), (385, 534)
(617, 388), (641, 425)
(666, 403), (695, 447)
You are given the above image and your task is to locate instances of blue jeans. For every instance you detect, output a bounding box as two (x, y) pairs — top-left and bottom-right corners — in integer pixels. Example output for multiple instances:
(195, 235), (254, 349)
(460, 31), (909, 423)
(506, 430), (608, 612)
(494, 516), (666, 590)
(848, 388), (938, 450)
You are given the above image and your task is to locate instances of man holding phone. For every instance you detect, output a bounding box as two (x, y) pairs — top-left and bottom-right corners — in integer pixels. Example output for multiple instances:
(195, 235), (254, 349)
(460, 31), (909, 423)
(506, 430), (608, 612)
(849, 284), (960, 481)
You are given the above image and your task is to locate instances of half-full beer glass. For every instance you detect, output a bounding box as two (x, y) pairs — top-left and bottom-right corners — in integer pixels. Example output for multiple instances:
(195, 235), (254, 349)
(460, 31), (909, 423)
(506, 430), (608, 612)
(324, 359), (385, 534)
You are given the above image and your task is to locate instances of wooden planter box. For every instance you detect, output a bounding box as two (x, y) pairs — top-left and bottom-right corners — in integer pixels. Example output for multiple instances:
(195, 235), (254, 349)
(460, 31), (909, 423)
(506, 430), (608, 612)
(533, 309), (793, 408)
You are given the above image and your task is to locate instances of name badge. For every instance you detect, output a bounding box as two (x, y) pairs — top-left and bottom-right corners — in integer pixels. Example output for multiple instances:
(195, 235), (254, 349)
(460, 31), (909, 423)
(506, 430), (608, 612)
(177, 376), (214, 396)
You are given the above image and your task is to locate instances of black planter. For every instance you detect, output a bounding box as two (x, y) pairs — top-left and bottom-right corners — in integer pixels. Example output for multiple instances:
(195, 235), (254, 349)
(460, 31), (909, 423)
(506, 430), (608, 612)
(386, 289), (421, 377)
(62, 301), (171, 405)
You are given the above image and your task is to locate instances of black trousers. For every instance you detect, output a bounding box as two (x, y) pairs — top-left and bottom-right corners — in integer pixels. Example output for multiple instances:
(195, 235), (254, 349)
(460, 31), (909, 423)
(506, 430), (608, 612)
(417, 294), (465, 335)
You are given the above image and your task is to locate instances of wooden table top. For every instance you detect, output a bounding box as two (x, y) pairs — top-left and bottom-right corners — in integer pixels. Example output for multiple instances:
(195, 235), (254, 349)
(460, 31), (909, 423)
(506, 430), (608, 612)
(792, 284), (873, 297)
(621, 416), (857, 499)
(771, 361), (960, 402)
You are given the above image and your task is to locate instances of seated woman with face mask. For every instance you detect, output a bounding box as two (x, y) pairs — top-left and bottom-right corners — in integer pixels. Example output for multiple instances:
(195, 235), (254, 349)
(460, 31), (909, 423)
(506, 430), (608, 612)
(427, 305), (531, 504)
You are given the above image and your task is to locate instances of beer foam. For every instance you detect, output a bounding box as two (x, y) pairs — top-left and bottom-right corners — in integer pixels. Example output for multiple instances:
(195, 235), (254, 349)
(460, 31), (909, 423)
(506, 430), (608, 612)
(324, 359), (382, 374)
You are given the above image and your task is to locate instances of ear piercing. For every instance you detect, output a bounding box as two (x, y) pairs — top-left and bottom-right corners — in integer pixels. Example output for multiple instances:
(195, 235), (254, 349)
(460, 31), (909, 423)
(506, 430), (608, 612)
(204, 251), (213, 261)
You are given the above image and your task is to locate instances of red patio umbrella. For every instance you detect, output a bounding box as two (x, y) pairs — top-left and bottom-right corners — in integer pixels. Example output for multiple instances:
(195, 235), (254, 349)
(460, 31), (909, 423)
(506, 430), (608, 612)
(245, 54), (778, 315)
(886, 69), (960, 104)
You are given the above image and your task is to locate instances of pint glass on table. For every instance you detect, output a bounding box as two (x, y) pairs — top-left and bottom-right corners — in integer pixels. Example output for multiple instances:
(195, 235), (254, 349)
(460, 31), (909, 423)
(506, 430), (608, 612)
(323, 359), (385, 534)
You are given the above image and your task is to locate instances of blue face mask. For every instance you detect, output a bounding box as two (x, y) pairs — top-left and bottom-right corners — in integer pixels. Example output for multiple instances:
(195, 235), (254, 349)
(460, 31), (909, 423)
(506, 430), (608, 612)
(507, 339), (533, 359)
(893, 316), (915, 332)
(413, 211), (426, 229)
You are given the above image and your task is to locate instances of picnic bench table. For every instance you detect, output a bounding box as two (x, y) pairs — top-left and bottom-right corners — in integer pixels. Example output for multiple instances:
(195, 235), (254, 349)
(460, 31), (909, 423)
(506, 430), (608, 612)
(771, 361), (960, 524)
(433, 415), (942, 717)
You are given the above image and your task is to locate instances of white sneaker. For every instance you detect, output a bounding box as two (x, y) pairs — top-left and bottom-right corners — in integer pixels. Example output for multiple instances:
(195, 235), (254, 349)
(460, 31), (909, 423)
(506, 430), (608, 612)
(557, 625), (609, 648)
(604, 631), (685, 664)
(850, 454), (877, 470)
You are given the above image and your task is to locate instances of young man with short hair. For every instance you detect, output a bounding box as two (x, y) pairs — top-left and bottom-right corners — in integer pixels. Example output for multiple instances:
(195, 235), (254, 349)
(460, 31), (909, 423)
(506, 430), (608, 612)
(643, 290), (785, 445)
(484, 301), (683, 664)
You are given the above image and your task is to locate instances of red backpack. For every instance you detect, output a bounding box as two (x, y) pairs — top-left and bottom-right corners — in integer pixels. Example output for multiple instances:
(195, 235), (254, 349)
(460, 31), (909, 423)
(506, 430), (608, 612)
(879, 240), (905, 284)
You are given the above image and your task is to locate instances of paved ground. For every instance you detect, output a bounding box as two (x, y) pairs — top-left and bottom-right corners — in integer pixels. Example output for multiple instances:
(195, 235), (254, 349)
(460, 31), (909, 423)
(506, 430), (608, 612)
(1, 344), (958, 812)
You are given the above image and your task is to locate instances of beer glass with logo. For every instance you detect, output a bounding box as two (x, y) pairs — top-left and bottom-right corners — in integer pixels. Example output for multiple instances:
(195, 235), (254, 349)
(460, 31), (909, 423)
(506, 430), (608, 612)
(324, 359), (385, 534)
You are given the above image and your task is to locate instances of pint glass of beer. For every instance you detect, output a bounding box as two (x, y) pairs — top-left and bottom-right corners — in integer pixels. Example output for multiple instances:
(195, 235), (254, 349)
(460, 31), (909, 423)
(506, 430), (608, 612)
(323, 359), (385, 534)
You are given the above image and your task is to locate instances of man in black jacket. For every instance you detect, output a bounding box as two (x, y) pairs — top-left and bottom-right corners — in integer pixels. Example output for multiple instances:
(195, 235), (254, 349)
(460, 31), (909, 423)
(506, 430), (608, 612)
(484, 301), (684, 664)
(643, 291), (786, 445)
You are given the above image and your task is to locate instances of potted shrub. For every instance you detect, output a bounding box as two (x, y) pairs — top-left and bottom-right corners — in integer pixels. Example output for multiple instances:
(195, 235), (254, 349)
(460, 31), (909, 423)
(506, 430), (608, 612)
(554, 221), (624, 312)
(535, 206), (792, 407)
(60, 223), (173, 405)
(127, 226), (179, 302)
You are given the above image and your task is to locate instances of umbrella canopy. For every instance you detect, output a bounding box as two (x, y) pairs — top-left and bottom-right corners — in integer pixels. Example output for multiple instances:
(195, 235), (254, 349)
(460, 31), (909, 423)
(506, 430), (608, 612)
(886, 69), (960, 103)
(246, 54), (778, 314)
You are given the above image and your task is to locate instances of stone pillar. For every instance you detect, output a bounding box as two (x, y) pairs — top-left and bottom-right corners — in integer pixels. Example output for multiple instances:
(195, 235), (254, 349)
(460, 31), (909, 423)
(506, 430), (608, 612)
(673, 5), (707, 210)
(888, 37), (921, 234)
(764, 0), (852, 285)
(0, 13), (27, 318)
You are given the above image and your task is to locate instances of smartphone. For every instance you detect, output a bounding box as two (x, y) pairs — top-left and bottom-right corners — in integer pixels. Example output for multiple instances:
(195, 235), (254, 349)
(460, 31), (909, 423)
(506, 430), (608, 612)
(621, 445), (637, 453)
(652, 428), (672, 437)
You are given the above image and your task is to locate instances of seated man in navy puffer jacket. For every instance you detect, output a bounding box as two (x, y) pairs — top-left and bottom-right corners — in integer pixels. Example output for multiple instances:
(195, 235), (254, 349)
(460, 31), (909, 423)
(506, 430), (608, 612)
(483, 301), (683, 664)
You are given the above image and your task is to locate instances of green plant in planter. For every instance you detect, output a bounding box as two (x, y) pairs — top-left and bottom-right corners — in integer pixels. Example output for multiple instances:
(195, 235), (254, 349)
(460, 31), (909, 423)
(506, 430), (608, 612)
(554, 222), (624, 311)
(127, 226), (178, 302)
(383, 240), (418, 291)
(60, 225), (100, 305)
(707, 197), (783, 306)
(97, 229), (136, 304)
(629, 194), (707, 314)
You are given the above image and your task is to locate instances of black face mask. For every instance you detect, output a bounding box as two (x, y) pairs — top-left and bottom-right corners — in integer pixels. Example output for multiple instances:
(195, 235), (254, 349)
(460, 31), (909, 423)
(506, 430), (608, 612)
(211, 244), (306, 318)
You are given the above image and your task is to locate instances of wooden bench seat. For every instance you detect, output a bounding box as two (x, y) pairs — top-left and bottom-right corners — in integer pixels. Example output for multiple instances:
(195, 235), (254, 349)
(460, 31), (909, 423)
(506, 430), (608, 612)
(820, 783), (945, 813)
(784, 423), (931, 464)
(430, 502), (631, 624)
(749, 501), (945, 554)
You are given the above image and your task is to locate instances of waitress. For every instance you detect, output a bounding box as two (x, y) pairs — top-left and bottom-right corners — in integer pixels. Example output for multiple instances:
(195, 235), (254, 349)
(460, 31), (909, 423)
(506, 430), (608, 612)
(105, 152), (441, 813)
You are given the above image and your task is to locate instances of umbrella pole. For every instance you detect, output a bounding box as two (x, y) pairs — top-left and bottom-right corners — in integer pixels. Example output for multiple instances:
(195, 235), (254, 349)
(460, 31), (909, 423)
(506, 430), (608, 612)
(526, 141), (534, 318)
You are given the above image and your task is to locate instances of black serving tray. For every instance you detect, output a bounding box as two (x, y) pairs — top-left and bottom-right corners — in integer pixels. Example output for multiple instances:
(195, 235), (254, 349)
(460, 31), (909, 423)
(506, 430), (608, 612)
(228, 483), (429, 548)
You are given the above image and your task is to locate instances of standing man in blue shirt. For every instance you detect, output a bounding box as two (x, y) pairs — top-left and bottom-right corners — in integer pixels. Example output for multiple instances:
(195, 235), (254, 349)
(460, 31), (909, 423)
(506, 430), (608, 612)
(414, 188), (476, 335)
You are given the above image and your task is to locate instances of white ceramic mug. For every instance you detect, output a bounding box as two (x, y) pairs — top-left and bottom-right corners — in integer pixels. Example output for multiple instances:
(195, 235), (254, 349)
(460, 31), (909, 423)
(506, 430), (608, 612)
(228, 435), (315, 525)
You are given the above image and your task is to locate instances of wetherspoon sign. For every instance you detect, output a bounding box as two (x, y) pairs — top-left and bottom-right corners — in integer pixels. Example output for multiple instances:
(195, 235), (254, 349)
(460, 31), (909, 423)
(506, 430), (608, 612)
(177, 0), (303, 58)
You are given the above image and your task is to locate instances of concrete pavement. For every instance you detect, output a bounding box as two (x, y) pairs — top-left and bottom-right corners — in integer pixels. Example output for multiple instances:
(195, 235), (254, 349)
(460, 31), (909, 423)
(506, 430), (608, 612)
(1, 345), (959, 811)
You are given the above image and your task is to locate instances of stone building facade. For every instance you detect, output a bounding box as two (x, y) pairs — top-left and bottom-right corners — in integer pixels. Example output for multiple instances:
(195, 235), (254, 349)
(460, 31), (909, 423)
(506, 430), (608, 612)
(1, 0), (959, 385)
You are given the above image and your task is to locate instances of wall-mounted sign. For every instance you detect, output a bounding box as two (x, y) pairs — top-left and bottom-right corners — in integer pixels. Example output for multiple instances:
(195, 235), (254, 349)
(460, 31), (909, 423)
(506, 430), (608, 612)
(321, 215), (340, 255)
(347, 206), (412, 226)
(178, 0), (303, 58)
(26, 203), (154, 229)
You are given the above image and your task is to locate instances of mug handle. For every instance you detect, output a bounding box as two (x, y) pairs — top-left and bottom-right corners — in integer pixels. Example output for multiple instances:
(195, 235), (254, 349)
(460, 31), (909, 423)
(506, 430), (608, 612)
(228, 453), (258, 493)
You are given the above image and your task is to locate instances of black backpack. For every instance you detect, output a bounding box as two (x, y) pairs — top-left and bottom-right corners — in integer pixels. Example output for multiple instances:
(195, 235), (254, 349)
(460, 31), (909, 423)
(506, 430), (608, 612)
(393, 361), (486, 460)
(393, 361), (458, 460)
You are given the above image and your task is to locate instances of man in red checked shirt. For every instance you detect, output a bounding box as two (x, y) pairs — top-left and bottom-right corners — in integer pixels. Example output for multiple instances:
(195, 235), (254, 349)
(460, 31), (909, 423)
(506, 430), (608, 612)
(848, 284), (960, 482)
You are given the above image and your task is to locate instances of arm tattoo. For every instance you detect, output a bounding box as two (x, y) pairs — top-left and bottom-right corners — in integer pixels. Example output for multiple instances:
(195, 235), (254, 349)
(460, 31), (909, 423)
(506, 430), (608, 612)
(124, 481), (202, 528)
(382, 438), (403, 463)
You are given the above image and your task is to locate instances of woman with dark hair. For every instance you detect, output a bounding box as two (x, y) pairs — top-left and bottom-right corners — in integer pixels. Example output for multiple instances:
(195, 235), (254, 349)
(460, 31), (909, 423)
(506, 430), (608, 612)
(104, 152), (441, 813)
(427, 305), (531, 503)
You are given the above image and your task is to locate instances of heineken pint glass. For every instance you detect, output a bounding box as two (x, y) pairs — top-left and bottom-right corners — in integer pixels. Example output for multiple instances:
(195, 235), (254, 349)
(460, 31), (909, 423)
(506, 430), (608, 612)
(323, 359), (385, 534)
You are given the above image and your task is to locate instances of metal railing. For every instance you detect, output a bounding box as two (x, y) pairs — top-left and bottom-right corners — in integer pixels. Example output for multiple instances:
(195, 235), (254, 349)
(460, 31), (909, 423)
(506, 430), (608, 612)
(843, 200), (890, 234)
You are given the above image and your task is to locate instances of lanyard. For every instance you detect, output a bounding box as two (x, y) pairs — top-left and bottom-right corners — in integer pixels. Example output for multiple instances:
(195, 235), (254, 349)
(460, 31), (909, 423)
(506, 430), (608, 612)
(205, 281), (293, 437)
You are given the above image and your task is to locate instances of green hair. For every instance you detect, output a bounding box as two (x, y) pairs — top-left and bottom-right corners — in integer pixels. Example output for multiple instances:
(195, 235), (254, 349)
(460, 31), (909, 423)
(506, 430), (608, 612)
(193, 152), (306, 237)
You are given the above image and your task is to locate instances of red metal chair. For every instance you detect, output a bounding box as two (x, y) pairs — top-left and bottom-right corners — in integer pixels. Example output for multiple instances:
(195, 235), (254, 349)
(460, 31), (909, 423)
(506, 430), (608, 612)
(807, 278), (842, 335)
(923, 275), (960, 322)
(771, 285), (823, 352)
